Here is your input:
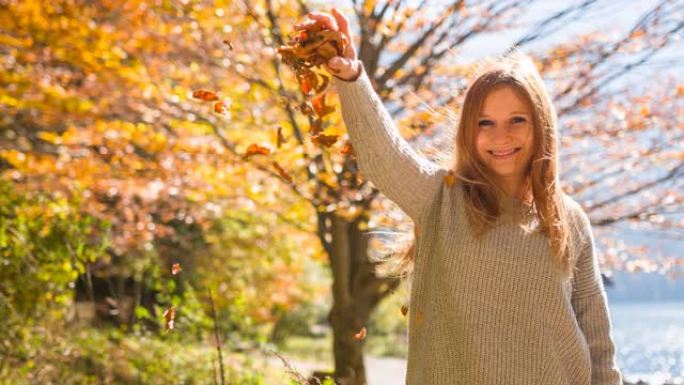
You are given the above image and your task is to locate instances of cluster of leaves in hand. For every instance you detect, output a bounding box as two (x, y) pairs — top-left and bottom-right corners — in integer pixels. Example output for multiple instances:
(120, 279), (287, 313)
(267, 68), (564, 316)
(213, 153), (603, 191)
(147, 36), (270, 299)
(276, 19), (352, 150)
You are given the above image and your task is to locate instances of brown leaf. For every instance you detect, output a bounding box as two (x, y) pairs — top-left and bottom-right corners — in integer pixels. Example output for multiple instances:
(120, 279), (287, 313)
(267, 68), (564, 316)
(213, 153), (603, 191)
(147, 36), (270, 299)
(171, 263), (182, 275)
(214, 101), (228, 114)
(192, 90), (219, 101)
(309, 118), (322, 135)
(353, 326), (367, 341)
(401, 304), (409, 317)
(312, 93), (335, 118)
(444, 172), (455, 187)
(242, 143), (270, 160)
(340, 142), (354, 156)
(310, 133), (339, 147)
(223, 40), (233, 50)
(276, 125), (287, 148)
(163, 305), (176, 331)
(272, 161), (293, 184)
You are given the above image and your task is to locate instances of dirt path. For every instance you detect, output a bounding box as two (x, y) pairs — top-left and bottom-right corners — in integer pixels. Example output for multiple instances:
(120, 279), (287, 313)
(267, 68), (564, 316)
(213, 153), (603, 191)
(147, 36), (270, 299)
(266, 354), (407, 385)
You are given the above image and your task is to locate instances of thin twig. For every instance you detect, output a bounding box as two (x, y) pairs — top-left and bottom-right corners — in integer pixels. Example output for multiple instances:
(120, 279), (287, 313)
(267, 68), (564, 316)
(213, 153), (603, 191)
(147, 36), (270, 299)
(208, 289), (225, 385)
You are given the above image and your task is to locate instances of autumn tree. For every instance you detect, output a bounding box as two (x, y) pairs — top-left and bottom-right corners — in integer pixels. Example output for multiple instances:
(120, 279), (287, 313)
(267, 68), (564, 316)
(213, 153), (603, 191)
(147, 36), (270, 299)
(0, 0), (323, 334)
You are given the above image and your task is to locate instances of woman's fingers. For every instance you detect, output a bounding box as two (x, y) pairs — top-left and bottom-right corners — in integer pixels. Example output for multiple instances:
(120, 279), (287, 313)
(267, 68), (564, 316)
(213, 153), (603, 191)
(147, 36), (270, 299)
(293, 19), (318, 30)
(331, 8), (355, 59)
(306, 11), (339, 31)
(331, 8), (349, 37)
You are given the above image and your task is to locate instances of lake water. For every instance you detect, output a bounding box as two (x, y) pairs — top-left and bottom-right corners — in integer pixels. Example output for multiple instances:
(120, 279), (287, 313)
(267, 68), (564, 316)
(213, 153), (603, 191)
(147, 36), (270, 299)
(361, 300), (684, 385)
(609, 301), (684, 384)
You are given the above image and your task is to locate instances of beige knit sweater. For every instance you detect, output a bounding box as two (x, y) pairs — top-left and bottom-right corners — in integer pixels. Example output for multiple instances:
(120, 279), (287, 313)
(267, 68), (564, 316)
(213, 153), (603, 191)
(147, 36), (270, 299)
(332, 63), (623, 385)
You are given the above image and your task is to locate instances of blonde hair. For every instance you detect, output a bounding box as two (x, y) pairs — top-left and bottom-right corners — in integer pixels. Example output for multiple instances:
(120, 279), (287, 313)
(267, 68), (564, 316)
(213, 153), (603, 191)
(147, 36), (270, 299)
(378, 50), (579, 283)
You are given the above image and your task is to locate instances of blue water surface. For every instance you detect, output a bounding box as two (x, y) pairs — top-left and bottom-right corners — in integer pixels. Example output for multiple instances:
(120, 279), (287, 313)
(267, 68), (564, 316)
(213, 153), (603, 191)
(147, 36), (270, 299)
(609, 301), (684, 385)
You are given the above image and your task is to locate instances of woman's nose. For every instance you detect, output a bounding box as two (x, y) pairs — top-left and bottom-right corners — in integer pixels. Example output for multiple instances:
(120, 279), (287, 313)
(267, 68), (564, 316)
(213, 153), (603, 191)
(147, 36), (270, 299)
(491, 122), (512, 139)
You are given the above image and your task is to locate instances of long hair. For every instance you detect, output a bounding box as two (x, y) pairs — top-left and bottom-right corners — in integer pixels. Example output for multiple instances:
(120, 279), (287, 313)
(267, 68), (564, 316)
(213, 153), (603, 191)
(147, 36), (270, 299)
(378, 50), (578, 283)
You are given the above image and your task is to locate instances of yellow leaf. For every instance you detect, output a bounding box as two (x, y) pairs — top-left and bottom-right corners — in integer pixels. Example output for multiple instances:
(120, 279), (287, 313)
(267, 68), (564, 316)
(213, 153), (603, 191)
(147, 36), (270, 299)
(37, 131), (61, 144)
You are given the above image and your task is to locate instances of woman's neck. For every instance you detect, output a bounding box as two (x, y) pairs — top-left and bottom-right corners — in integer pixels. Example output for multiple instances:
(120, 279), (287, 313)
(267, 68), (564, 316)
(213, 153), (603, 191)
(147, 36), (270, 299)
(498, 175), (531, 202)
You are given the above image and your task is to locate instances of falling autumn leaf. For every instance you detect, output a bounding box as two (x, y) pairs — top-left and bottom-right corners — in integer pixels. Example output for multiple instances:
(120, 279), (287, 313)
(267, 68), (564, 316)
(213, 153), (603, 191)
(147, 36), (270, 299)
(223, 40), (233, 50)
(310, 133), (339, 147)
(214, 100), (228, 114)
(272, 161), (293, 184)
(353, 326), (367, 341)
(192, 90), (219, 101)
(401, 304), (409, 316)
(444, 172), (455, 187)
(171, 263), (182, 275)
(276, 125), (287, 148)
(312, 93), (335, 118)
(309, 118), (322, 135)
(163, 305), (176, 331)
(242, 143), (270, 160)
(340, 142), (354, 155)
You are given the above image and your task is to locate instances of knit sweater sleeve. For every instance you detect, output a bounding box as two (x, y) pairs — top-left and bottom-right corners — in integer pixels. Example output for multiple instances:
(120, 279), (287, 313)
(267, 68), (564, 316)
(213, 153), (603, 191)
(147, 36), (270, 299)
(571, 209), (623, 385)
(331, 61), (447, 224)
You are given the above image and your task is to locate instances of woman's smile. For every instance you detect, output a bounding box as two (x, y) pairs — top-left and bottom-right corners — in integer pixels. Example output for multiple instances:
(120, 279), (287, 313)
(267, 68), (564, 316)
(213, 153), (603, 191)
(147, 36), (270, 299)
(488, 147), (521, 159)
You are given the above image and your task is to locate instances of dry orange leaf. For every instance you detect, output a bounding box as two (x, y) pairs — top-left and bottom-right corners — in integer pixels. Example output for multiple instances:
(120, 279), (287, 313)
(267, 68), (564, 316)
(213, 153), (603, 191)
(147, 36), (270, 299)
(276, 125), (287, 148)
(192, 90), (219, 101)
(214, 101), (228, 114)
(444, 172), (455, 187)
(401, 304), (409, 317)
(340, 142), (354, 155)
(312, 93), (335, 118)
(272, 161), (293, 184)
(310, 133), (339, 147)
(163, 305), (176, 331)
(171, 263), (182, 275)
(354, 326), (367, 341)
(242, 143), (270, 160)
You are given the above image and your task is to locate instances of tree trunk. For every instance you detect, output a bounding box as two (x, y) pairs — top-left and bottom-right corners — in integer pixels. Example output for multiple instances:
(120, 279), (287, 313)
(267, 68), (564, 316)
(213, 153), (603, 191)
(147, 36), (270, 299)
(316, 212), (402, 385)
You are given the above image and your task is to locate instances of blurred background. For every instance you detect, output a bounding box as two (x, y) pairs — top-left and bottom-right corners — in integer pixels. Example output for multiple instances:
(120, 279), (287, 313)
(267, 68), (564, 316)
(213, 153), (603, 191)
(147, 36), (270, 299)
(0, 0), (682, 384)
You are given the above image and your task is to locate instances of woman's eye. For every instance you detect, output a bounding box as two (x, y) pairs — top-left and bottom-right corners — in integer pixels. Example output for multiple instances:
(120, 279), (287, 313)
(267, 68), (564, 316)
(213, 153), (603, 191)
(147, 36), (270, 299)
(511, 117), (527, 124)
(478, 120), (494, 127)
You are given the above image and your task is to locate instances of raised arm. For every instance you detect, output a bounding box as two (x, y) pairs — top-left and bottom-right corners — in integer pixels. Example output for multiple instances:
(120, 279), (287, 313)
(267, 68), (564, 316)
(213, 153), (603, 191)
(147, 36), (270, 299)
(571, 209), (623, 385)
(332, 62), (447, 223)
(293, 8), (448, 224)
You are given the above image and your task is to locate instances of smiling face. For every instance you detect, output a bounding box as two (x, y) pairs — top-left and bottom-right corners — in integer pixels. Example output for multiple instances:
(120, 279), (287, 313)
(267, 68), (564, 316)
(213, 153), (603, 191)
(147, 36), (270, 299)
(475, 86), (535, 186)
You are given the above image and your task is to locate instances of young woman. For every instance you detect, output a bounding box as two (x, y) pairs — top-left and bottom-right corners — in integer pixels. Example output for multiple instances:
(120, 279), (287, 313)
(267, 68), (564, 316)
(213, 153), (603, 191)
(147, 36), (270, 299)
(296, 8), (623, 385)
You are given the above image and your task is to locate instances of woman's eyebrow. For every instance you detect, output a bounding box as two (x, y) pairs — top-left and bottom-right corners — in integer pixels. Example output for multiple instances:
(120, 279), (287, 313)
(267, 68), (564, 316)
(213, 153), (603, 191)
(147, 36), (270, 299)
(479, 111), (529, 117)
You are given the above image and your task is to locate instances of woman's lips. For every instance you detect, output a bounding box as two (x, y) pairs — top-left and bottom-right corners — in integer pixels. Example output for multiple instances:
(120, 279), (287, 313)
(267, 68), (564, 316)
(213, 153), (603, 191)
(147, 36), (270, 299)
(488, 147), (521, 159)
